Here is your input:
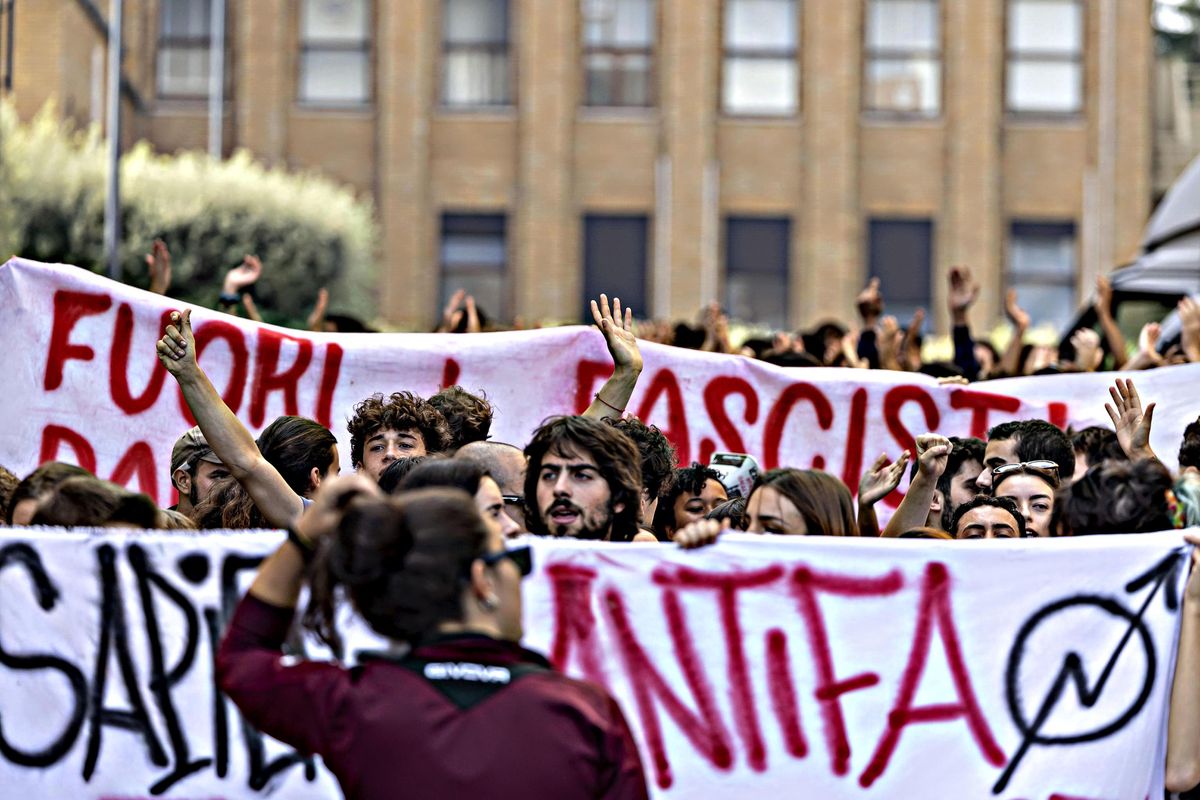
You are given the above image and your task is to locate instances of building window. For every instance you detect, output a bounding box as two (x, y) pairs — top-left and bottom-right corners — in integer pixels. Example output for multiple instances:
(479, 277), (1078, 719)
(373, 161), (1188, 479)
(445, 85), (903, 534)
(583, 215), (649, 320)
(868, 219), (933, 324)
(581, 0), (656, 107)
(157, 0), (212, 98)
(442, 0), (512, 107)
(864, 0), (941, 115)
(1008, 221), (1076, 330)
(1006, 0), (1083, 114)
(725, 217), (790, 329)
(299, 0), (371, 105)
(722, 0), (798, 116)
(440, 213), (508, 320)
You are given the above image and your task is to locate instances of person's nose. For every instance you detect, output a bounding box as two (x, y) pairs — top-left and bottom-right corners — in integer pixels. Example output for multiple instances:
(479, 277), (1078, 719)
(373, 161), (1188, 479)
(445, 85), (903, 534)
(499, 509), (521, 537)
(553, 472), (572, 497)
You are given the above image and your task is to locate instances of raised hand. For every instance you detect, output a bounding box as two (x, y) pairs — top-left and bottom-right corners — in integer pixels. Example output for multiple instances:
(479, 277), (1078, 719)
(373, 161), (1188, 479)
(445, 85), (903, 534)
(857, 277), (884, 324)
(155, 309), (198, 377)
(1179, 296), (1200, 363)
(1095, 275), (1115, 320)
(858, 450), (911, 507)
(146, 239), (172, 296)
(901, 308), (925, 371)
(878, 315), (903, 370)
(307, 287), (330, 332)
(914, 433), (951, 481)
(948, 266), (979, 322)
(1005, 289), (1030, 331)
(463, 294), (481, 333)
(1105, 378), (1158, 461)
(590, 294), (643, 374)
(223, 255), (263, 296)
(1070, 327), (1102, 372)
(437, 289), (466, 332)
(674, 518), (726, 549)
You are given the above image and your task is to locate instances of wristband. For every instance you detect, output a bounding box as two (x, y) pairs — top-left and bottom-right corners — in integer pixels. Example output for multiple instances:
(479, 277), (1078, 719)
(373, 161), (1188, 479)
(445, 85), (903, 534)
(594, 393), (625, 414)
(287, 525), (316, 563)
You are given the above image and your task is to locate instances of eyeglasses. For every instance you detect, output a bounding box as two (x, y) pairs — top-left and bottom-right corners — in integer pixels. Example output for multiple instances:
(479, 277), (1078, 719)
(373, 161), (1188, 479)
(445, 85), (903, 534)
(992, 460), (1060, 478)
(479, 545), (533, 578)
(502, 494), (525, 508)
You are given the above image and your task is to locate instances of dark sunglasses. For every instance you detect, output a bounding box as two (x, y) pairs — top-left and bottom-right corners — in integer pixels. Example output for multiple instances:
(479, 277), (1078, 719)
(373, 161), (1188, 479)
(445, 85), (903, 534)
(502, 494), (525, 508)
(479, 545), (533, 577)
(992, 460), (1060, 478)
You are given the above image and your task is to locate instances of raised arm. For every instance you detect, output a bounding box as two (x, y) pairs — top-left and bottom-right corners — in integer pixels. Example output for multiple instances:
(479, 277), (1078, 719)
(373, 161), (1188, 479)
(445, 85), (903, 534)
(1167, 534), (1200, 792)
(1105, 377), (1159, 463)
(156, 309), (304, 527)
(948, 267), (981, 380)
(1094, 276), (1128, 369)
(584, 294), (644, 420)
(998, 290), (1030, 378)
(857, 451), (910, 537)
(881, 434), (949, 538)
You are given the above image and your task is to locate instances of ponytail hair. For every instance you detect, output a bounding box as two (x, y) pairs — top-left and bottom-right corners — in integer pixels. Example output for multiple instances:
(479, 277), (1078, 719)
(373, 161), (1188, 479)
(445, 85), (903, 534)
(304, 487), (488, 654)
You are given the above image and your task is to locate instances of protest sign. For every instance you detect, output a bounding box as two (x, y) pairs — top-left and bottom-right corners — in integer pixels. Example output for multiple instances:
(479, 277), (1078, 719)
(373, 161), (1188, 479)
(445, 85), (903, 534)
(3, 258), (1197, 510)
(0, 528), (1189, 799)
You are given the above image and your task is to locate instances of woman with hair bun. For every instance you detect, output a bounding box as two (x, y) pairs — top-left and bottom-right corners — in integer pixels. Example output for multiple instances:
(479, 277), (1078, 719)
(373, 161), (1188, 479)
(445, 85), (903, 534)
(216, 476), (647, 800)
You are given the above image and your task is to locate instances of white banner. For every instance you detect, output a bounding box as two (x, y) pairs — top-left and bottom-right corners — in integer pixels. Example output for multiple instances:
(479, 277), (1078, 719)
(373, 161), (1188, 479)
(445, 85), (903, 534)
(0, 528), (1190, 799)
(3, 258), (1199, 510)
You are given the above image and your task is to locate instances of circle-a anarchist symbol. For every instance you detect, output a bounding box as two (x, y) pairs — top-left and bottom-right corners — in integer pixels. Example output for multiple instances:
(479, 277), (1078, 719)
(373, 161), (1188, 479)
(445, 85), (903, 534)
(1005, 594), (1156, 746)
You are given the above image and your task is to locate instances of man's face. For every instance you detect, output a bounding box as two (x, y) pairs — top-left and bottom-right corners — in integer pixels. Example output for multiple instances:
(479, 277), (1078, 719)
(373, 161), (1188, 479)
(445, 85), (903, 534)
(359, 427), (426, 482)
(948, 459), (983, 513)
(535, 445), (620, 540)
(191, 461), (230, 506)
(977, 437), (1019, 492)
(955, 505), (1021, 539)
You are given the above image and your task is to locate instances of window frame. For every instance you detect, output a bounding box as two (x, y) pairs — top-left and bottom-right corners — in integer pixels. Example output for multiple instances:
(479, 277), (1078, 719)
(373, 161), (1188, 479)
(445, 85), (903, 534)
(1004, 0), (1086, 117)
(861, 0), (943, 119)
(439, 0), (516, 109)
(156, 0), (214, 101)
(865, 216), (936, 325)
(720, 0), (801, 118)
(579, 0), (658, 109)
(439, 211), (511, 320)
(723, 215), (792, 329)
(297, 0), (374, 108)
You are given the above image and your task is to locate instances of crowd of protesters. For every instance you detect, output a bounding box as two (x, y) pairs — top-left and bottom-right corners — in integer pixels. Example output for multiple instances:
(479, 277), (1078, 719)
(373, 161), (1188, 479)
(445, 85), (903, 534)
(3, 242), (1200, 798)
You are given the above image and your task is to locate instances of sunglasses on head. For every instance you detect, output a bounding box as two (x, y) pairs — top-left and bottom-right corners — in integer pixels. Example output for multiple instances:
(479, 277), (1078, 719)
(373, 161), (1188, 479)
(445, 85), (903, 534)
(992, 460), (1060, 478)
(501, 494), (525, 507)
(479, 545), (533, 578)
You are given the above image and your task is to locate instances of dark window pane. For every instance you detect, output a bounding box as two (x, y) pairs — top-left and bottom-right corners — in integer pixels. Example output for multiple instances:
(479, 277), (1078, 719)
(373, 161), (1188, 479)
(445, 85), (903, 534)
(1008, 220), (1076, 330)
(725, 217), (789, 329)
(583, 215), (648, 320)
(868, 218), (933, 324)
(441, 214), (508, 320)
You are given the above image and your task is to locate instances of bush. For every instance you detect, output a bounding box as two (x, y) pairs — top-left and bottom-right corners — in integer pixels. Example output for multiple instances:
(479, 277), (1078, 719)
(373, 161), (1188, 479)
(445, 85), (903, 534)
(0, 101), (378, 326)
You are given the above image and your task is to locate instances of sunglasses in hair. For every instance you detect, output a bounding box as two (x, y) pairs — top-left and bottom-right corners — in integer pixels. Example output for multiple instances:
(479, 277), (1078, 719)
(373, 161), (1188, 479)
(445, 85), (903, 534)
(501, 494), (525, 507)
(992, 460), (1060, 478)
(479, 545), (533, 578)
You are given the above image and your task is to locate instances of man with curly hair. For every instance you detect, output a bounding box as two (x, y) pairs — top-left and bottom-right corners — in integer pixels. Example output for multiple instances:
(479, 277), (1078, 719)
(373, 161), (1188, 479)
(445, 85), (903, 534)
(348, 392), (452, 483)
(605, 417), (677, 524)
(429, 386), (493, 451)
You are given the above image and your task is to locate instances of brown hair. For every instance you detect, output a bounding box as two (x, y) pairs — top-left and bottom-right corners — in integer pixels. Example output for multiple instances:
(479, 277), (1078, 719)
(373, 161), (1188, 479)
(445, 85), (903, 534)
(429, 386), (493, 450)
(7, 462), (92, 524)
(347, 392), (451, 468)
(751, 468), (858, 536)
(304, 488), (489, 654)
(523, 416), (643, 541)
(0, 464), (19, 523)
(31, 476), (160, 529)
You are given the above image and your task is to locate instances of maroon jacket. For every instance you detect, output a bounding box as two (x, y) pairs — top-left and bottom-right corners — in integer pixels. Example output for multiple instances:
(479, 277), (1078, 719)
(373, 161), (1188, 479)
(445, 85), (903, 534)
(217, 594), (649, 800)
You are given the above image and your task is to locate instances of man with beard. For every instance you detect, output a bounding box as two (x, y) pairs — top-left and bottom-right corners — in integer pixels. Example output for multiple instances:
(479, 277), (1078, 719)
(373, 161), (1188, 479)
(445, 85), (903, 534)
(169, 427), (229, 517)
(524, 416), (645, 542)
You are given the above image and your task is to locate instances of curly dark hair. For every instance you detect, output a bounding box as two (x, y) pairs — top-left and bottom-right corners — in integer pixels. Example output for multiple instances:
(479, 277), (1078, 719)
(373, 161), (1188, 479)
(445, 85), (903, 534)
(652, 463), (726, 539)
(347, 392), (451, 468)
(1057, 459), (1175, 535)
(0, 464), (19, 523)
(429, 386), (494, 451)
(605, 417), (677, 499)
(950, 495), (1027, 539)
(1071, 426), (1126, 469)
(304, 488), (489, 655)
(377, 456), (431, 494)
(706, 496), (748, 531)
(524, 416), (642, 542)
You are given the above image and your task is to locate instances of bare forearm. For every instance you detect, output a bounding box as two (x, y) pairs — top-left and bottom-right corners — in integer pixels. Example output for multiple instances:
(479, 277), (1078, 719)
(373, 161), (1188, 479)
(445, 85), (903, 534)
(175, 368), (262, 477)
(1097, 311), (1128, 369)
(584, 366), (641, 420)
(998, 326), (1027, 377)
(857, 503), (881, 538)
(1167, 603), (1200, 792)
(247, 540), (307, 609)
(881, 475), (936, 538)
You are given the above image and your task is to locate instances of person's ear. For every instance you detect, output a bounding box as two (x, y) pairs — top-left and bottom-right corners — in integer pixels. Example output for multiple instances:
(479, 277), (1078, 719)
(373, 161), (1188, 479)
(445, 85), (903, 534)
(469, 559), (496, 603)
(929, 490), (944, 514)
(172, 468), (192, 496)
(309, 466), (322, 493)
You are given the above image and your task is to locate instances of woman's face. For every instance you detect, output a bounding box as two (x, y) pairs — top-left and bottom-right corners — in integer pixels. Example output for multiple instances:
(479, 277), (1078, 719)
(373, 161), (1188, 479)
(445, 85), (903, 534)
(746, 486), (808, 535)
(671, 479), (729, 534)
(475, 476), (521, 539)
(996, 474), (1055, 538)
